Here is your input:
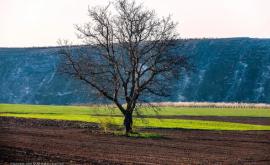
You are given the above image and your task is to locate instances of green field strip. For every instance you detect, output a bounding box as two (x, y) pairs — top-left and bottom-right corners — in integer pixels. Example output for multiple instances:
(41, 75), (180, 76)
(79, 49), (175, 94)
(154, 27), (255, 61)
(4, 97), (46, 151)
(1, 104), (270, 117)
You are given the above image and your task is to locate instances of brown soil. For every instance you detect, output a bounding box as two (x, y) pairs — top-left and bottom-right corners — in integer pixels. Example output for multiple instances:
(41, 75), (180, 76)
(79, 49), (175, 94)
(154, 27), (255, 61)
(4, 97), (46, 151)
(1, 117), (270, 164)
(94, 115), (270, 126)
(163, 116), (270, 125)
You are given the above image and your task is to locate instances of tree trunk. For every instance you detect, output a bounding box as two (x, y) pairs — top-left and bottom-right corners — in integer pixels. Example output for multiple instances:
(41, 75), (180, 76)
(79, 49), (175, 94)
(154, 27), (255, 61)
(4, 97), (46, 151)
(124, 111), (133, 135)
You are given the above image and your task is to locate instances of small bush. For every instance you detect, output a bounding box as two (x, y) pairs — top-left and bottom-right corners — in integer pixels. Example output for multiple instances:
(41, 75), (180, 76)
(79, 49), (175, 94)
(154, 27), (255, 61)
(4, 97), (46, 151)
(98, 117), (120, 132)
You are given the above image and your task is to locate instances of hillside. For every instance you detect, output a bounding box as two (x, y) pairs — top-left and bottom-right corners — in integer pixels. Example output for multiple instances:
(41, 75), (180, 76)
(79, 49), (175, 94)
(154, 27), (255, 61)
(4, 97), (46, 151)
(0, 38), (270, 104)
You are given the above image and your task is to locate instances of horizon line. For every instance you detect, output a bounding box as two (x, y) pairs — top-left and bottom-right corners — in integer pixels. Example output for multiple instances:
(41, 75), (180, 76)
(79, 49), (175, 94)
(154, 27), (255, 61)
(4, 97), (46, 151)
(1, 37), (270, 49)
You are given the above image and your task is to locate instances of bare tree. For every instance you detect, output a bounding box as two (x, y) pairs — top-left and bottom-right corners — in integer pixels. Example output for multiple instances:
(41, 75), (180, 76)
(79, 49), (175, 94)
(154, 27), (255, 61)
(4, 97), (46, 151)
(58, 0), (189, 134)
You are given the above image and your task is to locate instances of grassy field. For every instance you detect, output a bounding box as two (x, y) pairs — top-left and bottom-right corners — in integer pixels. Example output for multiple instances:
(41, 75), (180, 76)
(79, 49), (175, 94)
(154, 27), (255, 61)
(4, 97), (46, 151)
(1, 104), (270, 131)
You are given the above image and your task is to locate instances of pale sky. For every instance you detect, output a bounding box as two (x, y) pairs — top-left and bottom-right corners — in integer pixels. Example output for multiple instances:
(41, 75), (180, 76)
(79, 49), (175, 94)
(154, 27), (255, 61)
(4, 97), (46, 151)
(0, 0), (270, 47)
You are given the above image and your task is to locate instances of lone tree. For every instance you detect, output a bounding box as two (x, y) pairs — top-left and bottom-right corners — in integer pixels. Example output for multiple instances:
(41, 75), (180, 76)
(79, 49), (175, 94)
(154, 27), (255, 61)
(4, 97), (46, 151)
(58, 0), (189, 134)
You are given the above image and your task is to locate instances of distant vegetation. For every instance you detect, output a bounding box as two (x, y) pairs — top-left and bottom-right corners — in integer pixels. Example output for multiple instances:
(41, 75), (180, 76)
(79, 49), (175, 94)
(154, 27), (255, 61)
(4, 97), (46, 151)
(143, 102), (270, 108)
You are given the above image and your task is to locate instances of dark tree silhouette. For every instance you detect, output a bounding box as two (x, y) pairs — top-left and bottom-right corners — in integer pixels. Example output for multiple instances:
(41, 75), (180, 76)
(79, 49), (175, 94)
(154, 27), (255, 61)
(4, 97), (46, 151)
(58, 0), (189, 134)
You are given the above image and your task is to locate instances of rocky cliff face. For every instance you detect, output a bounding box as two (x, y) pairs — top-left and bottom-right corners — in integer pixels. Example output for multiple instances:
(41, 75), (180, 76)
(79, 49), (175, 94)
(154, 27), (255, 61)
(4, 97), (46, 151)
(176, 38), (270, 103)
(1, 38), (270, 104)
(0, 47), (93, 104)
